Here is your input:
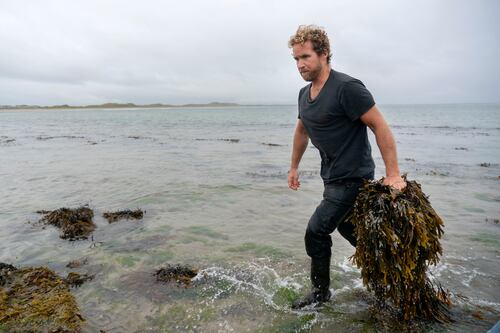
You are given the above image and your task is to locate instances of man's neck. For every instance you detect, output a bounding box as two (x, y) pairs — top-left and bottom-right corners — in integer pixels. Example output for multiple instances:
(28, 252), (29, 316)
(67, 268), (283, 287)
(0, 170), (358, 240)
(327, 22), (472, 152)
(311, 65), (331, 89)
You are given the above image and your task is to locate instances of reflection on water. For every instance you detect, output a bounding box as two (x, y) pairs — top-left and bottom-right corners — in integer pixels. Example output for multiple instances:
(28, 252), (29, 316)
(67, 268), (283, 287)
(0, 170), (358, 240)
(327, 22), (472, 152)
(0, 105), (499, 332)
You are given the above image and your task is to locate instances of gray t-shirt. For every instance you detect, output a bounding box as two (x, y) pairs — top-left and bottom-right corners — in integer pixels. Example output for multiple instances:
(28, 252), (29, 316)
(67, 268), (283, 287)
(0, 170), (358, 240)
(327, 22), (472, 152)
(298, 69), (375, 183)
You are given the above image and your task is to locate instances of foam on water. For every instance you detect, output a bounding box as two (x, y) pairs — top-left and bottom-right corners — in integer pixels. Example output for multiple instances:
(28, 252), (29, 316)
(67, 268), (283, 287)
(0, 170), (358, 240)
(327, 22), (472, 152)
(194, 262), (303, 311)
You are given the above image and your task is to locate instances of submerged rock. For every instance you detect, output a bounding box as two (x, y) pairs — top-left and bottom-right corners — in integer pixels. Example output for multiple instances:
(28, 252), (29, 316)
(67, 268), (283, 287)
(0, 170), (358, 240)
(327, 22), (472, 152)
(102, 209), (144, 223)
(65, 272), (94, 288)
(66, 258), (89, 269)
(0, 137), (16, 145)
(261, 142), (284, 147)
(155, 264), (198, 287)
(0, 264), (85, 332)
(0, 262), (17, 286)
(37, 206), (96, 240)
(347, 177), (452, 323)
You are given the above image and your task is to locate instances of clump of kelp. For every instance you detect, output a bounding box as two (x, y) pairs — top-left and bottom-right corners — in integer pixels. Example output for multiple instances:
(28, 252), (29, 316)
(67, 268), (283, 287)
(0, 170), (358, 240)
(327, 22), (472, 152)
(102, 209), (144, 223)
(64, 272), (94, 288)
(0, 263), (84, 332)
(155, 264), (198, 287)
(37, 206), (95, 240)
(347, 177), (452, 323)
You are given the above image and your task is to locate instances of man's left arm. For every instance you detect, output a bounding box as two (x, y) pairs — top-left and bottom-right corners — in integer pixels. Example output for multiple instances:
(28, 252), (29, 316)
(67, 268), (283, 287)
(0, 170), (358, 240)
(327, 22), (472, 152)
(360, 105), (406, 190)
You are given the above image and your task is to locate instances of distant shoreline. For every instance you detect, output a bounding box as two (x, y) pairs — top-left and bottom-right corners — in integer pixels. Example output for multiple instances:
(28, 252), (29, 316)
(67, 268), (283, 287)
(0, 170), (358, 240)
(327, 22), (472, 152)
(0, 102), (245, 110)
(1, 102), (497, 111)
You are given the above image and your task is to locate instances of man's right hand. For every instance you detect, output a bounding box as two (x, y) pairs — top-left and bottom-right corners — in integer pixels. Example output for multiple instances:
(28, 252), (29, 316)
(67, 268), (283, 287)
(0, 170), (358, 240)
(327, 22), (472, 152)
(288, 168), (300, 190)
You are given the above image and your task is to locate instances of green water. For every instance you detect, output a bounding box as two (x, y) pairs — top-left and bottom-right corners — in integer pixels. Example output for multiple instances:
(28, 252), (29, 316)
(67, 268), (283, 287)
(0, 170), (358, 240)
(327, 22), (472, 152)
(0, 105), (499, 332)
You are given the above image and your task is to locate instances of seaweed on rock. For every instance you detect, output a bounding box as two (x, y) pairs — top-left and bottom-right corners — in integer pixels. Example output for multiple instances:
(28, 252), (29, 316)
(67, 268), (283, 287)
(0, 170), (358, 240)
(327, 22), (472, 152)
(102, 209), (144, 223)
(0, 264), (84, 332)
(64, 272), (94, 288)
(346, 177), (452, 323)
(155, 264), (198, 287)
(37, 206), (95, 240)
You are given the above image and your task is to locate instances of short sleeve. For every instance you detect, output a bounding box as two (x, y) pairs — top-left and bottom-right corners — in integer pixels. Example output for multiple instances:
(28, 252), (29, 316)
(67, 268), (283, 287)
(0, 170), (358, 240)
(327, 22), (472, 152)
(339, 79), (375, 121)
(297, 87), (306, 119)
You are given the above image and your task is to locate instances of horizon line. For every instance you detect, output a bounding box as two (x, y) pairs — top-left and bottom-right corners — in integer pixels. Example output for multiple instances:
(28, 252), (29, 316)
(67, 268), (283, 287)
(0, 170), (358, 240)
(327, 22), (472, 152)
(1, 101), (500, 110)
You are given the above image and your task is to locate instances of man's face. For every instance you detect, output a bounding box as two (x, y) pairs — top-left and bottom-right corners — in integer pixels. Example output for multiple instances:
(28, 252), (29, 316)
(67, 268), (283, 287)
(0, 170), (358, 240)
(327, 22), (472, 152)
(292, 41), (326, 82)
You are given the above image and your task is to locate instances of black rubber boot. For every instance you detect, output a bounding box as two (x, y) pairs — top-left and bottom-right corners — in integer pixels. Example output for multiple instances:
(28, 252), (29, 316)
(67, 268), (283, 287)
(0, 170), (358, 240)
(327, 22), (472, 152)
(292, 257), (331, 309)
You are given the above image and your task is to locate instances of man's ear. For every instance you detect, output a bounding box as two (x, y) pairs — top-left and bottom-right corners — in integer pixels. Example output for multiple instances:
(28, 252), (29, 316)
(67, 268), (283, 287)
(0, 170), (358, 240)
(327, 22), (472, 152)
(320, 51), (329, 64)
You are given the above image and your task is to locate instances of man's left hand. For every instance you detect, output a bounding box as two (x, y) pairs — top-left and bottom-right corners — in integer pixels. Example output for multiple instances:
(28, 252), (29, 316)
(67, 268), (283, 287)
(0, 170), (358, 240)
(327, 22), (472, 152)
(383, 175), (407, 190)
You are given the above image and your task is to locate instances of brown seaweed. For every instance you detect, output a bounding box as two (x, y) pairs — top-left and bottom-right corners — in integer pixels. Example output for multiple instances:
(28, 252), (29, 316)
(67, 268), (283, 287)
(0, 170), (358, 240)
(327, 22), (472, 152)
(64, 272), (94, 288)
(155, 264), (198, 287)
(0, 264), (85, 332)
(346, 177), (452, 323)
(102, 209), (144, 223)
(38, 206), (96, 240)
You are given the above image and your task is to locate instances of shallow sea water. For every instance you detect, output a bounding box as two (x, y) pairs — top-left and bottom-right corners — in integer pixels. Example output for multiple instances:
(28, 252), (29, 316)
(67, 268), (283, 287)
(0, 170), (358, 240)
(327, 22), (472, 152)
(0, 104), (499, 332)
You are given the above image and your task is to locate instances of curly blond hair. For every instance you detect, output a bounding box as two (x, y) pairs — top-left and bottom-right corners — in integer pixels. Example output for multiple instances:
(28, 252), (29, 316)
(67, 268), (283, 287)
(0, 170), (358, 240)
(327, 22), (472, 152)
(288, 25), (332, 64)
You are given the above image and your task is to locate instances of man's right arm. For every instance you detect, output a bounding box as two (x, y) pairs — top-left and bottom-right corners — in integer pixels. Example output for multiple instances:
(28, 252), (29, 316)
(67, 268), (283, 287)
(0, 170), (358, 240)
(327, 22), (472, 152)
(288, 119), (309, 190)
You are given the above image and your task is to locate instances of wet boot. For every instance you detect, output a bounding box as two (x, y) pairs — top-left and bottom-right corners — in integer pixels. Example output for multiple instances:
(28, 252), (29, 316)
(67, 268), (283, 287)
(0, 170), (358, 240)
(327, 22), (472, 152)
(292, 257), (331, 309)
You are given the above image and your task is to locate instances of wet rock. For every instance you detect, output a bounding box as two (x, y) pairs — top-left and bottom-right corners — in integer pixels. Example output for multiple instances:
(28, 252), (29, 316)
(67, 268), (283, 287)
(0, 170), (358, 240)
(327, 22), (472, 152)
(0, 264), (85, 332)
(480, 162), (491, 167)
(102, 209), (144, 223)
(217, 138), (239, 143)
(0, 137), (16, 145)
(195, 138), (240, 143)
(65, 272), (94, 288)
(127, 135), (155, 140)
(0, 262), (17, 286)
(261, 142), (283, 147)
(37, 206), (96, 240)
(155, 264), (198, 287)
(66, 258), (89, 269)
(36, 135), (85, 141)
(245, 171), (284, 179)
(425, 170), (449, 176)
(485, 218), (499, 225)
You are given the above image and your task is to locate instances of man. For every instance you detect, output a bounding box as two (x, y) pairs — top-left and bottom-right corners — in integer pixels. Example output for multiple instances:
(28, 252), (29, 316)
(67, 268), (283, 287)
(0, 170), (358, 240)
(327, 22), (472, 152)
(287, 25), (406, 309)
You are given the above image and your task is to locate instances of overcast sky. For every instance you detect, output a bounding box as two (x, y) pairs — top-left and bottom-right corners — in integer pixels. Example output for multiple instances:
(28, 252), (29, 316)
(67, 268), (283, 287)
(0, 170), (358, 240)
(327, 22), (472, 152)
(1, 0), (499, 105)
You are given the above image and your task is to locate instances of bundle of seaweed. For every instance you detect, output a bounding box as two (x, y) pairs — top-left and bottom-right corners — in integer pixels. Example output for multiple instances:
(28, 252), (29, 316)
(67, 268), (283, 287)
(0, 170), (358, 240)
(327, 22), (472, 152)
(0, 264), (84, 332)
(102, 209), (144, 223)
(347, 178), (452, 322)
(38, 206), (95, 240)
(155, 264), (198, 287)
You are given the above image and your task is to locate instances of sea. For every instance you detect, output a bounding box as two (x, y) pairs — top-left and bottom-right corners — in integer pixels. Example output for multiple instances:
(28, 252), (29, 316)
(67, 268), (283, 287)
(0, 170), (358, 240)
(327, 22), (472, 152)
(0, 104), (499, 332)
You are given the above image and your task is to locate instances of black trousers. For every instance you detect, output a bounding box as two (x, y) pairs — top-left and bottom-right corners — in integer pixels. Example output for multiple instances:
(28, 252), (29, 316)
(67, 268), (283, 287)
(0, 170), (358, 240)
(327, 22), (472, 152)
(305, 175), (372, 259)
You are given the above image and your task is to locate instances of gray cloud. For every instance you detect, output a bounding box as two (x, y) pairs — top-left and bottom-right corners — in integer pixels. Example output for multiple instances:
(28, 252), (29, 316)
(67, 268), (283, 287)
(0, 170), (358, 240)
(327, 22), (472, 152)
(0, 0), (498, 105)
